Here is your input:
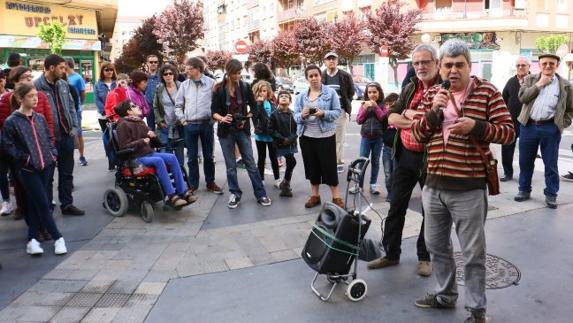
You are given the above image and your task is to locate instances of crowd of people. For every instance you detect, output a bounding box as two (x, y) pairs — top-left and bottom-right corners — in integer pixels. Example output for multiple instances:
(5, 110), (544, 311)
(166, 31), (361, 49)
(1, 37), (573, 322)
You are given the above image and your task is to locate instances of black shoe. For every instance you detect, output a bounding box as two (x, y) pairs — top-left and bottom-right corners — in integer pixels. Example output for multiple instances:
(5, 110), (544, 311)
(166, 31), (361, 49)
(415, 293), (456, 309)
(500, 174), (513, 182)
(545, 195), (558, 209)
(61, 205), (85, 216)
(514, 191), (531, 202)
(464, 310), (487, 323)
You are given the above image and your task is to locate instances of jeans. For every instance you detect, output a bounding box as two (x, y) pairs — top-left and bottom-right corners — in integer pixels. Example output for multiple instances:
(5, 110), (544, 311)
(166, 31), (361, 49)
(382, 145), (394, 197)
(18, 166), (62, 241)
(382, 148), (429, 261)
(501, 122), (520, 177)
(359, 137), (383, 185)
(49, 135), (75, 208)
(159, 126), (185, 166)
(0, 158), (9, 201)
(137, 152), (187, 196)
(219, 132), (267, 199)
(422, 186), (487, 313)
(146, 112), (156, 131)
(183, 123), (216, 189)
(518, 123), (561, 197)
(255, 140), (279, 180)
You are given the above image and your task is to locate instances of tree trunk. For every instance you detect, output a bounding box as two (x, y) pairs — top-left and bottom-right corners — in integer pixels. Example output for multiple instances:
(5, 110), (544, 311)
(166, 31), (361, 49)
(390, 58), (399, 88)
(348, 61), (354, 76)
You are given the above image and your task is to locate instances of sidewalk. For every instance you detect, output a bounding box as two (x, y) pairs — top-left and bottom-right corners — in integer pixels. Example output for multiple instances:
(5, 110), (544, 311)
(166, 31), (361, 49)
(0, 118), (572, 322)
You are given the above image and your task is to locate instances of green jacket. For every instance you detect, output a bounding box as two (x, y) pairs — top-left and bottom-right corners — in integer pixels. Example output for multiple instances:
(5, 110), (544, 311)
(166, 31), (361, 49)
(153, 81), (181, 126)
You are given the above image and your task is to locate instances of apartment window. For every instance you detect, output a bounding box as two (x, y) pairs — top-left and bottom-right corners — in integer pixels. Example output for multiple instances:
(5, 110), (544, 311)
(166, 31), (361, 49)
(485, 0), (501, 9)
(557, 0), (568, 13)
(537, 0), (548, 12)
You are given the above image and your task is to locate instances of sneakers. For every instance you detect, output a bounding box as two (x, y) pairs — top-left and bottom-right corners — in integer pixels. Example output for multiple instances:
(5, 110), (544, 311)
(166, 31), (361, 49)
(332, 197), (345, 209)
(367, 256), (399, 270)
(417, 260), (432, 277)
(561, 171), (573, 182)
(305, 195), (321, 208)
(370, 184), (380, 195)
(61, 205), (85, 216)
(349, 186), (359, 194)
(279, 180), (293, 197)
(79, 156), (88, 166)
(26, 239), (44, 255)
(500, 174), (513, 182)
(336, 164), (345, 174)
(228, 194), (241, 209)
(274, 179), (282, 189)
(206, 182), (224, 195)
(1, 200), (14, 216)
(545, 195), (557, 209)
(465, 311), (487, 323)
(257, 196), (272, 206)
(54, 237), (67, 255)
(514, 191), (531, 202)
(415, 293), (456, 309)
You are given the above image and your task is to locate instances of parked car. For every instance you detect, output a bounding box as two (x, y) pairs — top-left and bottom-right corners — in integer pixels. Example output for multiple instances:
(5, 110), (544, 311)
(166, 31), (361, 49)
(275, 76), (293, 93)
(352, 76), (372, 100)
(241, 72), (253, 84)
(293, 77), (309, 96)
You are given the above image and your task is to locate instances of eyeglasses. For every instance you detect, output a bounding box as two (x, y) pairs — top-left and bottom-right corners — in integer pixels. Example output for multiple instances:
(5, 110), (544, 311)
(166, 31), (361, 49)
(148, 61), (159, 64)
(413, 60), (433, 67)
(104, 68), (114, 72)
(163, 72), (173, 76)
(516, 64), (528, 68)
(443, 62), (467, 69)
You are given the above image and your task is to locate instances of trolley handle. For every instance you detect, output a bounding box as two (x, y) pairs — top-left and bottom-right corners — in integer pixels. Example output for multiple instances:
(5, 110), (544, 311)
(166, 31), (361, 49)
(346, 157), (370, 188)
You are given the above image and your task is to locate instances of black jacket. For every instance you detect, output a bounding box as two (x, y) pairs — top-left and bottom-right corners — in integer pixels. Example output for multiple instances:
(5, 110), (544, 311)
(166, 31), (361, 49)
(211, 80), (256, 137)
(322, 69), (355, 115)
(269, 108), (297, 149)
(252, 101), (276, 135)
(502, 75), (525, 123)
(1, 111), (57, 171)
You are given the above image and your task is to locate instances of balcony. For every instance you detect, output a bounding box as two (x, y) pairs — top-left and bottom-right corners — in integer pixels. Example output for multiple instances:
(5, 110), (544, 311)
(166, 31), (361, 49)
(277, 6), (306, 23)
(247, 19), (260, 32)
(418, 8), (530, 32)
(246, 0), (258, 9)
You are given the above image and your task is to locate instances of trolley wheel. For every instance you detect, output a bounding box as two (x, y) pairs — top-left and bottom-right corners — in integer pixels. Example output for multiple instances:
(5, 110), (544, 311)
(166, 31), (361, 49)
(140, 201), (154, 223)
(103, 187), (128, 217)
(345, 279), (367, 302)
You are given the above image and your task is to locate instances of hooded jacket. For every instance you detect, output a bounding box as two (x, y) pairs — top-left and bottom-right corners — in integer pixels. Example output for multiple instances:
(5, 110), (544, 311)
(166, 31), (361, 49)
(34, 74), (78, 140)
(1, 111), (57, 171)
(0, 91), (55, 141)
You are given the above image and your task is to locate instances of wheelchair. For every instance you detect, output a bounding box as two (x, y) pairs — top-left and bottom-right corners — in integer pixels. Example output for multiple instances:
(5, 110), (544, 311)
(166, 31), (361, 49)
(102, 122), (191, 223)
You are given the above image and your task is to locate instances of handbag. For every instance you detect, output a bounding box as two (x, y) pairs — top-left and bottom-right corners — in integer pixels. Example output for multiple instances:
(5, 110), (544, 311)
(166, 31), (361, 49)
(448, 91), (500, 196)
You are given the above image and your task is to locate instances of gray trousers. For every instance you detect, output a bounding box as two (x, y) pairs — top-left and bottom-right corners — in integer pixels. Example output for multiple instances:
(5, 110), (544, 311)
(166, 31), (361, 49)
(422, 186), (487, 313)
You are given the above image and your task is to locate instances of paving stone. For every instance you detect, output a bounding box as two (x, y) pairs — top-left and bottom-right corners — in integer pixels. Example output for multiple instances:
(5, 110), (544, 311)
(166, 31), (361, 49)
(107, 280), (140, 294)
(29, 280), (88, 294)
(81, 280), (115, 293)
(258, 235), (288, 253)
(270, 249), (299, 262)
(142, 270), (177, 283)
(134, 282), (166, 296)
(12, 291), (73, 307)
(49, 307), (90, 323)
(43, 269), (98, 281)
(65, 293), (103, 308)
(224, 257), (254, 270)
(94, 294), (130, 308)
(111, 304), (152, 323)
(124, 294), (158, 307)
(80, 307), (120, 323)
(0, 305), (60, 322)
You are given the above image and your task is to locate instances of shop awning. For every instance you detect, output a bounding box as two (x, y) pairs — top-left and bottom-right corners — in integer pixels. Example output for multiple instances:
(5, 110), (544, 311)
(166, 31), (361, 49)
(0, 35), (101, 51)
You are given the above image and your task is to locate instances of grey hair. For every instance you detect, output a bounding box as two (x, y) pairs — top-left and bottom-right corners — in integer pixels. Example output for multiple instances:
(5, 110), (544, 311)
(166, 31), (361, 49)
(439, 39), (471, 63)
(412, 44), (438, 61)
(516, 56), (531, 65)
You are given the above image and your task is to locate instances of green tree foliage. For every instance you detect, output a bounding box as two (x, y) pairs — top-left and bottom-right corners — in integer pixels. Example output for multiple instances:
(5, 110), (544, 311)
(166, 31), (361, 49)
(536, 35), (568, 54)
(38, 21), (66, 55)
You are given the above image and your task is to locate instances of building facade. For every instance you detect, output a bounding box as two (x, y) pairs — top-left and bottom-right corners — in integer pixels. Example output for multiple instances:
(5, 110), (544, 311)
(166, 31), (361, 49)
(0, 0), (118, 104)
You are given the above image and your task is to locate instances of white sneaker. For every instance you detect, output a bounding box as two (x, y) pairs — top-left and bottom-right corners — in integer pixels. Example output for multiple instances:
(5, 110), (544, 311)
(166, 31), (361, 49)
(54, 237), (67, 255)
(274, 179), (282, 189)
(26, 239), (44, 255)
(370, 184), (380, 195)
(1, 200), (14, 216)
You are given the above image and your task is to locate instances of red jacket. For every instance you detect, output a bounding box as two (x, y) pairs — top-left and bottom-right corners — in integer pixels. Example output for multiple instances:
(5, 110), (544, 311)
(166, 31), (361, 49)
(0, 91), (55, 141)
(104, 87), (128, 122)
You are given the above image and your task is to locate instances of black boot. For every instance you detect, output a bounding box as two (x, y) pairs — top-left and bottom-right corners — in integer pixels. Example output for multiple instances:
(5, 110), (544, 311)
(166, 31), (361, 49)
(279, 180), (293, 197)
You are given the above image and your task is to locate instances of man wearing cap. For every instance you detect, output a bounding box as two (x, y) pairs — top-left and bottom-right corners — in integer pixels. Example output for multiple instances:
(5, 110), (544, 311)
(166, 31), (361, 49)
(322, 51), (355, 173)
(514, 53), (573, 209)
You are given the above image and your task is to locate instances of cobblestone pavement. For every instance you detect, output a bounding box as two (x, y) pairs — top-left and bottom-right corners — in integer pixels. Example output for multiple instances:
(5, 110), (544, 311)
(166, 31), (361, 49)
(0, 110), (572, 322)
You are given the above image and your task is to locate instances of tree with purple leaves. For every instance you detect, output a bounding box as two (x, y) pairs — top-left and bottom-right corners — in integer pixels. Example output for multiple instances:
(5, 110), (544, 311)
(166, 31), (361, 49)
(366, 2), (422, 87)
(272, 30), (300, 69)
(293, 17), (331, 66)
(248, 40), (273, 66)
(153, 0), (204, 64)
(205, 50), (233, 71)
(327, 13), (367, 75)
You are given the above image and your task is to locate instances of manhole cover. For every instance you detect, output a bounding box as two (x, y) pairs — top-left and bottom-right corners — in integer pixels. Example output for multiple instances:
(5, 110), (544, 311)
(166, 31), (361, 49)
(454, 252), (521, 289)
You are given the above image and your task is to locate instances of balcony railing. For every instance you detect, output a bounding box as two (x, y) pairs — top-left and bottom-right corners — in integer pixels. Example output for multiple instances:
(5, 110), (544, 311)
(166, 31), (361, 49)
(247, 19), (260, 32)
(246, 0), (258, 9)
(277, 6), (305, 23)
(422, 8), (527, 21)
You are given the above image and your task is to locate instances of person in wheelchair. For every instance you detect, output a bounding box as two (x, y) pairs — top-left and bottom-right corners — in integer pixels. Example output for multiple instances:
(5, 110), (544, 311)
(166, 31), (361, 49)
(115, 100), (197, 209)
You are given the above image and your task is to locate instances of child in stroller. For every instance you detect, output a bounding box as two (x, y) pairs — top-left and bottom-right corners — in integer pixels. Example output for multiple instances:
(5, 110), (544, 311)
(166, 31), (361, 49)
(115, 100), (197, 209)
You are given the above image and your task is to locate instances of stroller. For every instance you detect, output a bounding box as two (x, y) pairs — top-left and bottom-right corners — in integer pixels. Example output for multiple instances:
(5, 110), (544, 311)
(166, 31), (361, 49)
(301, 157), (381, 302)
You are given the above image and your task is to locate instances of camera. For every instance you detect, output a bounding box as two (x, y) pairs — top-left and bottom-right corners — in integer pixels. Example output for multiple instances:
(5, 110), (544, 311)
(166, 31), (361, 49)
(309, 107), (317, 115)
(231, 113), (249, 129)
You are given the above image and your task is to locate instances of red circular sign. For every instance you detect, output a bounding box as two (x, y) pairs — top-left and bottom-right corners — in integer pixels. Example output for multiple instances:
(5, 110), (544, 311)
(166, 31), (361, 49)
(379, 45), (389, 57)
(235, 40), (249, 54)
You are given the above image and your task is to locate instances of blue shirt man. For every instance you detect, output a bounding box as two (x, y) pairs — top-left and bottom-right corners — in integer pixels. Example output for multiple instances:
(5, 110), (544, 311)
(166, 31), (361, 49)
(145, 55), (161, 131)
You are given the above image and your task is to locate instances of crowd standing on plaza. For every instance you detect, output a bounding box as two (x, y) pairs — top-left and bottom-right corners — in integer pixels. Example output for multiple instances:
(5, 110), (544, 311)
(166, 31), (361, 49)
(1, 33), (573, 322)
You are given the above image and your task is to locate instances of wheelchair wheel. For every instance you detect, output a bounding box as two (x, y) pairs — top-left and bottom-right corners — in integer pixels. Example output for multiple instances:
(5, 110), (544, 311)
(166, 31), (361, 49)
(103, 187), (128, 217)
(140, 201), (154, 223)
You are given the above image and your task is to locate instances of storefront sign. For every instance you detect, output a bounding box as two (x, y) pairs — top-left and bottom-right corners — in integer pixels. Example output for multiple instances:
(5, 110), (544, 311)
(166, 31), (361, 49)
(440, 32), (500, 50)
(0, 0), (98, 40)
(0, 35), (101, 51)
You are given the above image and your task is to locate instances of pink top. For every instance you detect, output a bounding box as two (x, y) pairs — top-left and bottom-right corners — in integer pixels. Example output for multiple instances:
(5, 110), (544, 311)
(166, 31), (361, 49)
(356, 102), (386, 124)
(442, 82), (472, 145)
